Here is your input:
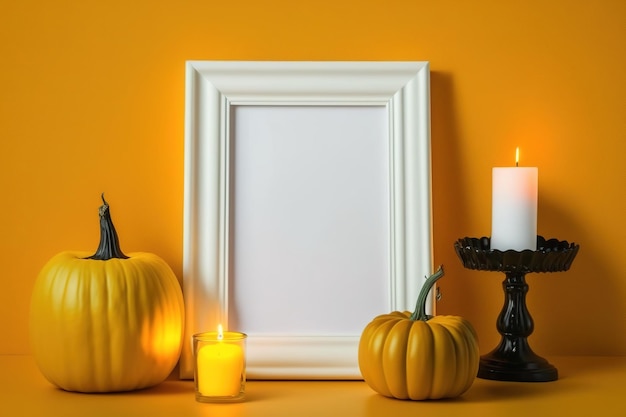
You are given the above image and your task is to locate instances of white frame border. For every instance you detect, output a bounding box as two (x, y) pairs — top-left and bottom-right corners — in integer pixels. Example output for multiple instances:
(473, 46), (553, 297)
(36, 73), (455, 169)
(181, 61), (433, 380)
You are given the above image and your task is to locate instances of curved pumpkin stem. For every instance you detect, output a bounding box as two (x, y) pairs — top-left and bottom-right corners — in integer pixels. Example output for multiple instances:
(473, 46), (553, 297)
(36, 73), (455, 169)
(85, 193), (129, 260)
(410, 265), (444, 321)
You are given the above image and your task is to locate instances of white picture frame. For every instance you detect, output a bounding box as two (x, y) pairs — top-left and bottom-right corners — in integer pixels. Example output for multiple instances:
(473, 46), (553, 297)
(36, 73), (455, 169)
(181, 61), (433, 380)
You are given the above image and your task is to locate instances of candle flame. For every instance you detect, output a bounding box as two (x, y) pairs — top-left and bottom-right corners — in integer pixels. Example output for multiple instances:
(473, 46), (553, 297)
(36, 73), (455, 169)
(217, 324), (224, 340)
(515, 147), (520, 167)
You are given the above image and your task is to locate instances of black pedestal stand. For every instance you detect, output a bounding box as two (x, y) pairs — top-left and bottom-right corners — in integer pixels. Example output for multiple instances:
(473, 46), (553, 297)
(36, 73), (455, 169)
(454, 236), (579, 382)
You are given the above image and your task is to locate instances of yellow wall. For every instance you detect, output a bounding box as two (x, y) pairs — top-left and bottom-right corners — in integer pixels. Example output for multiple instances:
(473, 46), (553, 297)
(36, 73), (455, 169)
(1, 0), (624, 356)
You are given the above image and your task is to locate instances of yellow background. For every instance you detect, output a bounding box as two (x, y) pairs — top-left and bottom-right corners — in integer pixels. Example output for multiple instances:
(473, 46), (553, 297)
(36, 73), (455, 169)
(1, 0), (624, 357)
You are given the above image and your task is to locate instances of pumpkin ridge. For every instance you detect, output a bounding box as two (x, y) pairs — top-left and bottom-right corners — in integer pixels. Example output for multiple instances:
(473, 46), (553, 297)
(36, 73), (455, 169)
(428, 322), (457, 399)
(438, 322), (468, 397)
(368, 319), (398, 398)
(406, 321), (434, 400)
(383, 320), (412, 399)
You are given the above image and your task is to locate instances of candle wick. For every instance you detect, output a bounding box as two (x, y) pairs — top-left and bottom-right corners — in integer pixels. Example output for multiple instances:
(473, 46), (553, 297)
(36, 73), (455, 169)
(516, 161), (519, 167)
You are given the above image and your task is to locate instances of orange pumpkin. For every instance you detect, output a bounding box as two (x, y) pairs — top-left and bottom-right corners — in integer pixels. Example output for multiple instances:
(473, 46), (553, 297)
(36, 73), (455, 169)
(358, 266), (479, 400)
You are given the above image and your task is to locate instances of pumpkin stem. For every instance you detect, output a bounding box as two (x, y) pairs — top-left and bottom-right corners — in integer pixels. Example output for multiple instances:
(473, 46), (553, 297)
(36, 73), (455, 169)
(85, 193), (129, 260)
(409, 265), (444, 321)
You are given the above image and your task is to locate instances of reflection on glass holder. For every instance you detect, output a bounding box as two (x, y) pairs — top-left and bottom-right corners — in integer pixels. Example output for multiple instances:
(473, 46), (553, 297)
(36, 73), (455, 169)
(454, 236), (579, 382)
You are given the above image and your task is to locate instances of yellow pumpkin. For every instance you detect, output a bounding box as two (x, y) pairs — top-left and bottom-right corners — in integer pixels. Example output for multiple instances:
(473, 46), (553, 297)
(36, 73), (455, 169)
(358, 266), (479, 400)
(30, 195), (184, 393)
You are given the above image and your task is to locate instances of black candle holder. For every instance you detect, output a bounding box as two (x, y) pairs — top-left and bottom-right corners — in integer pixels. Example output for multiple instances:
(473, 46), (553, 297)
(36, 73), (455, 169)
(454, 236), (579, 382)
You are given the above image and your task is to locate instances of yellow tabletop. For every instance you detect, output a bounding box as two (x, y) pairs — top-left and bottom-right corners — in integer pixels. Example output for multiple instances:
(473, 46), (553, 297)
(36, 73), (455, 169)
(1, 355), (624, 417)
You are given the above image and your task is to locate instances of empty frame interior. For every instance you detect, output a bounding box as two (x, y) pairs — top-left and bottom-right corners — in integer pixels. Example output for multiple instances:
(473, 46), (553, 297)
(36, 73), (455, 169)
(228, 105), (390, 336)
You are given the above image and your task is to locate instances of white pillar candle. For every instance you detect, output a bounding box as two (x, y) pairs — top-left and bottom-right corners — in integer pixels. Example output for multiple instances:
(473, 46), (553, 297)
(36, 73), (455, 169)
(491, 149), (538, 251)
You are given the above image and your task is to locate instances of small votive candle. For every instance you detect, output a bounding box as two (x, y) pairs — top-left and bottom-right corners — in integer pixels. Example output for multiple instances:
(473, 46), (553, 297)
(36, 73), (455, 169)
(193, 326), (247, 403)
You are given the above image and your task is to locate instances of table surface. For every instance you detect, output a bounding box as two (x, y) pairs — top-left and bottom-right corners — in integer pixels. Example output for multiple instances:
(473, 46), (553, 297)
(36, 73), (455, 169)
(1, 355), (625, 417)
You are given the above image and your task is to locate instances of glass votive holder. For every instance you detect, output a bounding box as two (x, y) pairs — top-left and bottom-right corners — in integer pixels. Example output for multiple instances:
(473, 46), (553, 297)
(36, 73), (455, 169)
(193, 330), (247, 403)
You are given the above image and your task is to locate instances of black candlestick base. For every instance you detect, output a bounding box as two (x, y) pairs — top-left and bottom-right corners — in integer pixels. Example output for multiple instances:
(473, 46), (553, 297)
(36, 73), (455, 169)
(478, 270), (558, 382)
(454, 236), (579, 383)
(479, 334), (558, 381)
